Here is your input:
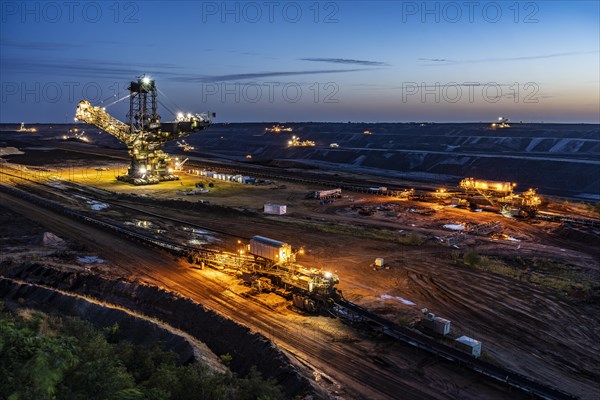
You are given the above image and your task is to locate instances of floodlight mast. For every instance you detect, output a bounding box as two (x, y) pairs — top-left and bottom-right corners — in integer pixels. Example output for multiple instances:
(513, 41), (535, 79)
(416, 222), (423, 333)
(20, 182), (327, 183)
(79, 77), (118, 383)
(75, 75), (214, 185)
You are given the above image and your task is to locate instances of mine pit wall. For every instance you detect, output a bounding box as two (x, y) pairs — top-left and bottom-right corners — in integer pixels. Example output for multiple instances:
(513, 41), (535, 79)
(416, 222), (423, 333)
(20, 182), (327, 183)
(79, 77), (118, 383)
(0, 278), (197, 365)
(0, 263), (314, 398)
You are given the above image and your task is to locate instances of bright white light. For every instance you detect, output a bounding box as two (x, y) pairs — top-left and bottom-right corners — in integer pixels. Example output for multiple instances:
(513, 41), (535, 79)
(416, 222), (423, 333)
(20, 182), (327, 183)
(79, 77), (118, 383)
(177, 112), (184, 120)
(142, 76), (151, 84)
(324, 271), (332, 279)
(139, 167), (147, 175)
(186, 113), (192, 119)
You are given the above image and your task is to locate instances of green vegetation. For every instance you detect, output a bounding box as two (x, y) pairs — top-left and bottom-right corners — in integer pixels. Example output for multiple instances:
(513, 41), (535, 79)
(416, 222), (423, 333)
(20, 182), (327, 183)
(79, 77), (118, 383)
(462, 250), (482, 267)
(0, 308), (284, 400)
(457, 250), (598, 300)
(220, 353), (233, 365)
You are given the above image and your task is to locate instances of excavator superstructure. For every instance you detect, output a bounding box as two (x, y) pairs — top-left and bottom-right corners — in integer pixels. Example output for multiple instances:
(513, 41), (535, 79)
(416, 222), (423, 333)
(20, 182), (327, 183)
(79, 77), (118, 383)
(76, 76), (213, 185)
(459, 178), (541, 217)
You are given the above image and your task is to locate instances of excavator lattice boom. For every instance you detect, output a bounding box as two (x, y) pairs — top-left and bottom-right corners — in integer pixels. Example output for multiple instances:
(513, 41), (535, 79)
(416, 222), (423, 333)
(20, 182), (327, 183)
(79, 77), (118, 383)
(75, 76), (214, 185)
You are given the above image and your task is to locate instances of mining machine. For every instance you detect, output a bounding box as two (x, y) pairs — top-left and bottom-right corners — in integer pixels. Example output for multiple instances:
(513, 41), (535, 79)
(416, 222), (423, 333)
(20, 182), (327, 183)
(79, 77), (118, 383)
(459, 178), (541, 217)
(491, 117), (510, 128)
(75, 76), (214, 185)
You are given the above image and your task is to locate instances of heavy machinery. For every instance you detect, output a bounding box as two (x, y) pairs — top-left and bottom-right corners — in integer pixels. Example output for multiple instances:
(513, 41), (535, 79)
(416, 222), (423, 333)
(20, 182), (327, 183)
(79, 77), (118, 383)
(459, 178), (541, 217)
(265, 124), (292, 133)
(288, 135), (315, 147)
(491, 117), (510, 128)
(17, 122), (36, 133)
(171, 157), (189, 172)
(62, 127), (89, 143)
(75, 76), (214, 185)
(186, 235), (339, 312)
(177, 140), (195, 152)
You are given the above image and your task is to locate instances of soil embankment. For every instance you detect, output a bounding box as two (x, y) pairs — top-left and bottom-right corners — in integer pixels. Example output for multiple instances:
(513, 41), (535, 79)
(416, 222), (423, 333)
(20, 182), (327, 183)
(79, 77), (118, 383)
(0, 277), (226, 370)
(0, 262), (315, 398)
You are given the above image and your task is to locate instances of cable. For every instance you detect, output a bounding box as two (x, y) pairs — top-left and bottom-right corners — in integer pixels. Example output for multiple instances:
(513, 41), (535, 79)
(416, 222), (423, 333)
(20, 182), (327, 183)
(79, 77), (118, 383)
(93, 93), (118, 107)
(102, 94), (131, 109)
(157, 88), (182, 114)
(157, 99), (176, 118)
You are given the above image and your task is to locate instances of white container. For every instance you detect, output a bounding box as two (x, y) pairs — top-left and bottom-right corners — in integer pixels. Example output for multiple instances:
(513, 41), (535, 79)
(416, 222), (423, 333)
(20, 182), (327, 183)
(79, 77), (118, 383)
(422, 313), (451, 336)
(264, 203), (287, 215)
(249, 235), (293, 263)
(455, 336), (482, 357)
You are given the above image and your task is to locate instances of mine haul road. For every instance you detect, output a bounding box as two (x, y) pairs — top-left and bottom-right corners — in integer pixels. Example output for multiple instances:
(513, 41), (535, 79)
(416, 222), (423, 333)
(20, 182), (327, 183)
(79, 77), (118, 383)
(0, 190), (527, 400)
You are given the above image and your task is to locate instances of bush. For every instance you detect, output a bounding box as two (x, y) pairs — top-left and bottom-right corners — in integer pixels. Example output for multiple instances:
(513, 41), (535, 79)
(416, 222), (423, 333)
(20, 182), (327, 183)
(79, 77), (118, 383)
(463, 250), (481, 266)
(0, 310), (285, 400)
(450, 251), (461, 264)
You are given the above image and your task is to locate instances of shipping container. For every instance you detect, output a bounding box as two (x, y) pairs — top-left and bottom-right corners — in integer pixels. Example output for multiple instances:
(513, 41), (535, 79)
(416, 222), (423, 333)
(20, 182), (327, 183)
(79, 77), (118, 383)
(264, 203), (287, 215)
(422, 313), (451, 335)
(249, 235), (293, 263)
(455, 336), (481, 357)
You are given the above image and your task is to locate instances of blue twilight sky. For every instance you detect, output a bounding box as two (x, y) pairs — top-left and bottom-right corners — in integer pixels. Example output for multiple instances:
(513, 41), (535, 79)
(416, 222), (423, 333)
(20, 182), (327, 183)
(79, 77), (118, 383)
(1, 0), (599, 123)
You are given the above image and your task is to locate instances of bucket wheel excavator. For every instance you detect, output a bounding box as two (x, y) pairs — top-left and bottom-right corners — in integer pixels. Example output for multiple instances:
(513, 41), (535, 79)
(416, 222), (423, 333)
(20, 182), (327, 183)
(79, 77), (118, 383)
(75, 75), (214, 185)
(459, 178), (541, 217)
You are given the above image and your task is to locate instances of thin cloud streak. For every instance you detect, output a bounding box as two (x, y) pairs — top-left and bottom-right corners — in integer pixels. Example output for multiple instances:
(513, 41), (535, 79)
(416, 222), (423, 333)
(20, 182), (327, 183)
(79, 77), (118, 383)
(172, 69), (368, 83)
(0, 39), (86, 51)
(418, 58), (453, 63)
(0, 58), (182, 79)
(301, 58), (389, 66)
(1, 57), (367, 83)
(419, 51), (598, 66)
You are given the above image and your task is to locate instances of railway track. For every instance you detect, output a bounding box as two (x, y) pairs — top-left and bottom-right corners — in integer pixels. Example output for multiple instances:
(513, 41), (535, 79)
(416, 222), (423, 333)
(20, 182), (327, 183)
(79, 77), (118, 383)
(0, 181), (579, 400)
(333, 300), (577, 400)
(180, 162), (599, 227)
(62, 146), (600, 226)
(184, 161), (599, 227)
(0, 168), (249, 240)
(10, 145), (598, 227)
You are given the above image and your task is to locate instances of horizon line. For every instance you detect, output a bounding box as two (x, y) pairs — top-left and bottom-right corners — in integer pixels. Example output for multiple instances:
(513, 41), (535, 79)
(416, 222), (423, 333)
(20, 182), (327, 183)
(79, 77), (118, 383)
(1, 121), (599, 125)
